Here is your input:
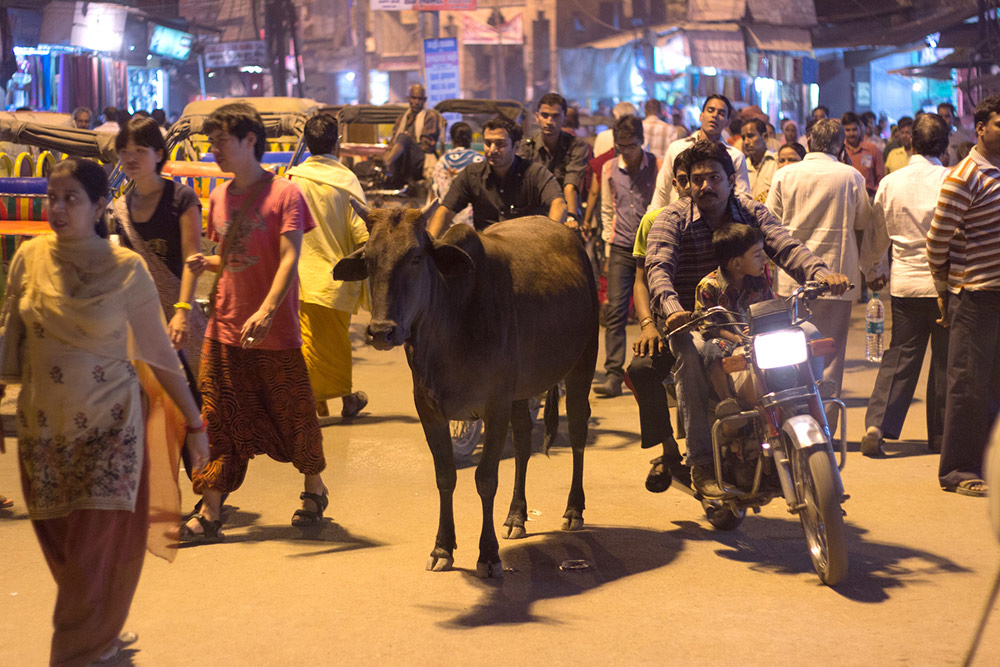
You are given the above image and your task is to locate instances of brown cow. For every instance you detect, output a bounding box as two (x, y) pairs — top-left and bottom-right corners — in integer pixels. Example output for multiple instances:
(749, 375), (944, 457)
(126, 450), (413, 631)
(334, 203), (598, 578)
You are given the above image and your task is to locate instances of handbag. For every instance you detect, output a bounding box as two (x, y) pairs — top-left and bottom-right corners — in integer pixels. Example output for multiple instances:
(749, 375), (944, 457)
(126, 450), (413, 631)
(0, 281), (25, 384)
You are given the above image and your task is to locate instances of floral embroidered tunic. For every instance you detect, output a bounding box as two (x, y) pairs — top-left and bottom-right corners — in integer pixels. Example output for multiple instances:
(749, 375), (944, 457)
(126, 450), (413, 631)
(9, 236), (184, 520)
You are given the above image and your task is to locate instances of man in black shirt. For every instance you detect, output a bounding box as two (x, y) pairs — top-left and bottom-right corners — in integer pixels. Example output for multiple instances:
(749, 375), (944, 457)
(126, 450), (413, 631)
(429, 115), (566, 236)
(518, 92), (591, 228)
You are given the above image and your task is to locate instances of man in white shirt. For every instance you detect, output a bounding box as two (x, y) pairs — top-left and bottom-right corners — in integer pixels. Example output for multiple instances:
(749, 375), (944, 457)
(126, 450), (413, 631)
(766, 119), (873, 412)
(642, 99), (676, 160)
(647, 94), (751, 210)
(741, 117), (777, 201)
(859, 113), (951, 457)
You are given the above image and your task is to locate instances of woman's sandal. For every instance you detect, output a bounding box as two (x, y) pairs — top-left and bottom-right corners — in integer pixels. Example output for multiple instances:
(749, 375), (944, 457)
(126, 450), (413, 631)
(292, 490), (329, 527)
(177, 513), (225, 543)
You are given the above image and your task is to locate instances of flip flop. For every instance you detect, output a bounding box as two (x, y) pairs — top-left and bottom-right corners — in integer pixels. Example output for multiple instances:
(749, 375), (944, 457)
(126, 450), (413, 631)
(0, 495), (12, 509)
(93, 631), (138, 664)
(943, 479), (988, 497)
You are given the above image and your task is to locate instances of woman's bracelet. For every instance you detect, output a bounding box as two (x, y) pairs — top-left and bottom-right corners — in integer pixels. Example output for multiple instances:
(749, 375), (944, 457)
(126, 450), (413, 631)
(173, 301), (192, 311)
(185, 422), (206, 434)
(639, 316), (655, 329)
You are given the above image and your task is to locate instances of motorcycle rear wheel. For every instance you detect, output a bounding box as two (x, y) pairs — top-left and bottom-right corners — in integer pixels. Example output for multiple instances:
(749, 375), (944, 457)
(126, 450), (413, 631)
(797, 448), (848, 586)
(702, 500), (745, 531)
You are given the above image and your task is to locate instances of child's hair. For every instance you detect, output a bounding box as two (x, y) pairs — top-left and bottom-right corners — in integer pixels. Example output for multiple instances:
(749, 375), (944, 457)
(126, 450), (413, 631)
(712, 223), (764, 269)
(49, 158), (111, 238)
(203, 102), (267, 161)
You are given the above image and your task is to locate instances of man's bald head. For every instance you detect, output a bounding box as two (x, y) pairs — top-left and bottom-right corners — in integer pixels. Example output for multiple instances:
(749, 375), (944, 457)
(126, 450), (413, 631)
(408, 84), (427, 112)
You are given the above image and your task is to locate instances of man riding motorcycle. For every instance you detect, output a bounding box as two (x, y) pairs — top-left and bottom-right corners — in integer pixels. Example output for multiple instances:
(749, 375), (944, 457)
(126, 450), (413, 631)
(643, 140), (851, 497)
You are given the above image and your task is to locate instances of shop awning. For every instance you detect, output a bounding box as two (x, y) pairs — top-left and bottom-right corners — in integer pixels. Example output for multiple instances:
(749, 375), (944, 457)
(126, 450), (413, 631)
(812, 1), (978, 49)
(684, 23), (747, 72)
(745, 24), (812, 53)
(886, 48), (979, 80)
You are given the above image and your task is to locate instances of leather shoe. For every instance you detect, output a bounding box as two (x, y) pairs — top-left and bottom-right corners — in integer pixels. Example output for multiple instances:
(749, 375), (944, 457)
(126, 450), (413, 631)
(861, 426), (885, 458)
(691, 464), (725, 498)
(593, 377), (623, 397)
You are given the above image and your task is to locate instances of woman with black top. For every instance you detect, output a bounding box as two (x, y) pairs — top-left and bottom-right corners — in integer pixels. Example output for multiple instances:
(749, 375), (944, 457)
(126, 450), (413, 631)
(115, 117), (206, 484)
(114, 116), (205, 378)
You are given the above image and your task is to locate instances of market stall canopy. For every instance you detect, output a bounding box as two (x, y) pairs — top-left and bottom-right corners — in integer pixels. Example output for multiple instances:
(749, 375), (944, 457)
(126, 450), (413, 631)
(886, 47), (983, 80)
(0, 112), (118, 162)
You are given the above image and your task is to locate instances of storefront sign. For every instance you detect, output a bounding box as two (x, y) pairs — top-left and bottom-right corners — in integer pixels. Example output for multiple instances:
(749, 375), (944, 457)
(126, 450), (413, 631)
(461, 12), (522, 45)
(371, 0), (415, 9)
(424, 38), (459, 107)
(204, 41), (267, 69)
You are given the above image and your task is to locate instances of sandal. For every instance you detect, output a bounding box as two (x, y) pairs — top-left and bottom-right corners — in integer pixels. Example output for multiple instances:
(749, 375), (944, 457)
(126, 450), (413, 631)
(93, 631), (138, 664)
(943, 479), (989, 497)
(292, 490), (329, 526)
(177, 514), (225, 543)
(645, 456), (671, 493)
(341, 391), (369, 420)
(0, 495), (12, 509)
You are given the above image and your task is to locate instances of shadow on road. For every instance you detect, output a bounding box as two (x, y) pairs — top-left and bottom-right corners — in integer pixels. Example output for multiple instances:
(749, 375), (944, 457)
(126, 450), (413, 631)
(438, 515), (974, 627)
(176, 506), (386, 555)
(438, 525), (685, 628)
(319, 413), (420, 428)
(687, 516), (972, 602)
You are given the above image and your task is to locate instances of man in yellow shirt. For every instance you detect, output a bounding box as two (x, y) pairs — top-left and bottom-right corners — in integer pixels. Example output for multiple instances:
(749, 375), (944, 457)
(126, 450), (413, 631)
(287, 114), (370, 418)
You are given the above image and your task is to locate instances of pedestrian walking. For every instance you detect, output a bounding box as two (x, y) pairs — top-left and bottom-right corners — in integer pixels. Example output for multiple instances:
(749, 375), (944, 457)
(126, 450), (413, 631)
(926, 95), (1000, 497)
(180, 103), (328, 540)
(2, 158), (208, 665)
(860, 113), (952, 457)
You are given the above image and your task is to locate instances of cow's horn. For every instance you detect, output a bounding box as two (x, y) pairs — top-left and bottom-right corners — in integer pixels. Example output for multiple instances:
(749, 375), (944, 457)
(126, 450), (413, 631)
(418, 198), (440, 227)
(350, 198), (372, 227)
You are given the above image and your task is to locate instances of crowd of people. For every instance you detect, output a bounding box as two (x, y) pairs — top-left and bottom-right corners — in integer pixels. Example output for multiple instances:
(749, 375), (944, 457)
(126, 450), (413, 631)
(1, 87), (998, 663)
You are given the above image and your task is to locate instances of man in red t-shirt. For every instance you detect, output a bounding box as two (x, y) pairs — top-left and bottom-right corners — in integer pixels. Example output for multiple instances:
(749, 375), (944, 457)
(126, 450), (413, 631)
(179, 102), (328, 542)
(842, 111), (885, 198)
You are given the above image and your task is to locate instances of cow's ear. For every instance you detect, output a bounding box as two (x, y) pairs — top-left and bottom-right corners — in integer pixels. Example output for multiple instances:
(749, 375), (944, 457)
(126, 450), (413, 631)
(333, 245), (368, 281)
(430, 242), (474, 278)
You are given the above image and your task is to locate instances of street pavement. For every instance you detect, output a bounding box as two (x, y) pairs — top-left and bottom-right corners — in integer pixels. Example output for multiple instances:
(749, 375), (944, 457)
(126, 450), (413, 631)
(2, 301), (999, 665)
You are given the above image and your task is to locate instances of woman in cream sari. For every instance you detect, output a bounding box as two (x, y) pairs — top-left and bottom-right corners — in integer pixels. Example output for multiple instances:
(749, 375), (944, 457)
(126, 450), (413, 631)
(2, 158), (208, 666)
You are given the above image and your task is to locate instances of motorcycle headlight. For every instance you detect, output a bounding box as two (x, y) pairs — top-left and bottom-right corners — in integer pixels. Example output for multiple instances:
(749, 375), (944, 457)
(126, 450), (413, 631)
(753, 329), (808, 370)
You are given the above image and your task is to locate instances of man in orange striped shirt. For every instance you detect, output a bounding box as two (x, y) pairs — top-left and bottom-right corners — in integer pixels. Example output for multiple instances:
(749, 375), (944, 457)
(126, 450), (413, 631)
(926, 95), (1000, 498)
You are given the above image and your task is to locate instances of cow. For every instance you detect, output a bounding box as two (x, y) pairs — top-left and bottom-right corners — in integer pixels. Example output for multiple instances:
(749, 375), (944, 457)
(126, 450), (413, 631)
(334, 202), (599, 578)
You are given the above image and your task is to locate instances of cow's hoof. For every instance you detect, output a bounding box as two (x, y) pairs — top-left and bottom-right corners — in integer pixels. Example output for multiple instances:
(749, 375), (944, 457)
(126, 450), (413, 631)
(426, 548), (454, 572)
(502, 521), (527, 540)
(561, 512), (584, 531)
(476, 560), (504, 579)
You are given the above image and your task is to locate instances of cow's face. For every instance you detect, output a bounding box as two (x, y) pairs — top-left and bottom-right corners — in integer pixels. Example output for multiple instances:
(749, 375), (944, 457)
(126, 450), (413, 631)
(333, 201), (474, 350)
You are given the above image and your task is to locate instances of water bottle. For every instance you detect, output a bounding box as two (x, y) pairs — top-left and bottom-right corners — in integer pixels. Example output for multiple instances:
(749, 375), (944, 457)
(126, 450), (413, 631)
(865, 292), (884, 363)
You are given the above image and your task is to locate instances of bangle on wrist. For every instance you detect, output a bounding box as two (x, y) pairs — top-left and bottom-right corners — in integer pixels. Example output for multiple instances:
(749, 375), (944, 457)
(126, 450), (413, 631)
(639, 317), (655, 329)
(185, 422), (206, 434)
(173, 301), (192, 311)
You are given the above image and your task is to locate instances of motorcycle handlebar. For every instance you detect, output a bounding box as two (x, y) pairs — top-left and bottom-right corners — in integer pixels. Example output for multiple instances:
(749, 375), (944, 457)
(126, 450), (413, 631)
(665, 306), (746, 339)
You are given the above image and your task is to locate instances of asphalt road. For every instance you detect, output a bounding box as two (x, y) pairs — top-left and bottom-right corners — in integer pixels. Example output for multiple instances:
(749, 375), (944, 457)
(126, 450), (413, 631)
(2, 301), (999, 665)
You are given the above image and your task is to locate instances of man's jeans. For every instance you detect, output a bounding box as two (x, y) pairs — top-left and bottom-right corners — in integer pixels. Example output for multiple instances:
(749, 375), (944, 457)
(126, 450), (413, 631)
(604, 245), (638, 380)
(669, 330), (713, 467)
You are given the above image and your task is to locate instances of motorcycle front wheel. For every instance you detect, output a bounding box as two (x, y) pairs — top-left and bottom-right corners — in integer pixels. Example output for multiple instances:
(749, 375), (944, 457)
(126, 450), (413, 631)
(796, 447), (848, 585)
(450, 419), (483, 458)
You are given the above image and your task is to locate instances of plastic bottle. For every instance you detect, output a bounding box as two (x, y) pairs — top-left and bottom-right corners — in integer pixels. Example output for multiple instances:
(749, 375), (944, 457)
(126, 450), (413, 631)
(865, 292), (884, 363)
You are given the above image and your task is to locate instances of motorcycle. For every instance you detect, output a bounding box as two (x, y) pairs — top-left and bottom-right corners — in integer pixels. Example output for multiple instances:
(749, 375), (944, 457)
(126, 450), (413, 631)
(665, 281), (850, 586)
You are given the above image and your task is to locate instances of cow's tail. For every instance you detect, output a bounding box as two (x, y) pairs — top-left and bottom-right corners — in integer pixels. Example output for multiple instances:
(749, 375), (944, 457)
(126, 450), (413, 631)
(543, 383), (561, 455)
